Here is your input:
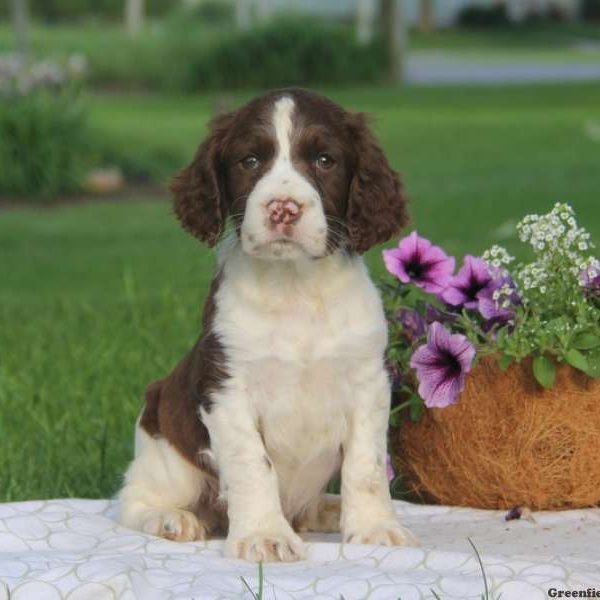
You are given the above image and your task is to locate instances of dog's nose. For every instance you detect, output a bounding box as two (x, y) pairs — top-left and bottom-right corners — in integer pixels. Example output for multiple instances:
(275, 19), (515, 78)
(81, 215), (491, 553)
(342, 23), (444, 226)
(267, 198), (302, 225)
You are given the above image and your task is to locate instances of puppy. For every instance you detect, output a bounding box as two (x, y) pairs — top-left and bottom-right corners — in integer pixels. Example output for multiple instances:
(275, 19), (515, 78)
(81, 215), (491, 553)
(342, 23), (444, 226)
(117, 88), (416, 562)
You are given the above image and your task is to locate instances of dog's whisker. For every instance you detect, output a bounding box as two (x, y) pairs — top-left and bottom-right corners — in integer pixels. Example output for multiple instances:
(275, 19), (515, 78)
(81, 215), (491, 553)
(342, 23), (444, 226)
(118, 89), (415, 559)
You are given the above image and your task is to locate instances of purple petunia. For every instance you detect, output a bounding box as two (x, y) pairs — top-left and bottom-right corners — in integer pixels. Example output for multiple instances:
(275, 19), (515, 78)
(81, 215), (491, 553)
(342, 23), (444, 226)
(588, 275), (600, 298)
(581, 266), (600, 299)
(478, 275), (520, 324)
(386, 454), (395, 482)
(409, 322), (475, 408)
(424, 303), (459, 328)
(441, 255), (492, 309)
(383, 232), (455, 294)
(396, 308), (427, 341)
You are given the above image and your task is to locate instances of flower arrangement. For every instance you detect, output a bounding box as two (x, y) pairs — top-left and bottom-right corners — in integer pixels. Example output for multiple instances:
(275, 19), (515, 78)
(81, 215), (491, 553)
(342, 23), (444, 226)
(385, 204), (600, 510)
(383, 203), (600, 423)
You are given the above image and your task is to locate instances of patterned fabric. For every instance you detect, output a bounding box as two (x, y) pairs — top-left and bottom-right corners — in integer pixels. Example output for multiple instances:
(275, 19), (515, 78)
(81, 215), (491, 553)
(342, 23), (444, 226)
(0, 499), (598, 599)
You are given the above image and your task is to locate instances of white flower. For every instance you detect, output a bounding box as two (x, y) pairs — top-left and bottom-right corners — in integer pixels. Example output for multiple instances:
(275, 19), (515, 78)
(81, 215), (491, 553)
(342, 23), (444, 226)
(0, 53), (80, 97)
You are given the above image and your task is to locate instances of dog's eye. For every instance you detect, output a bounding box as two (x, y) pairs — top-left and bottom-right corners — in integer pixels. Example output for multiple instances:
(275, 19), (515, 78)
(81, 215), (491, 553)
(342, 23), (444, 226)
(240, 155), (260, 170)
(316, 153), (335, 171)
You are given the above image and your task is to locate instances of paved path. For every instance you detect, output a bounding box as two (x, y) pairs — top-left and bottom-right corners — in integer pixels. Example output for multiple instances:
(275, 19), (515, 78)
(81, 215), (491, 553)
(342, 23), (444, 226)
(408, 51), (600, 85)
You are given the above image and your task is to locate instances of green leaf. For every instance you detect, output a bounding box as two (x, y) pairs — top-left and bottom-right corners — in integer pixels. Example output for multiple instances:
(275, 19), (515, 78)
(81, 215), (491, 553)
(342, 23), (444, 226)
(533, 355), (556, 389)
(409, 396), (425, 422)
(495, 328), (506, 346)
(572, 333), (600, 351)
(498, 354), (512, 372)
(582, 350), (600, 379)
(565, 348), (589, 373)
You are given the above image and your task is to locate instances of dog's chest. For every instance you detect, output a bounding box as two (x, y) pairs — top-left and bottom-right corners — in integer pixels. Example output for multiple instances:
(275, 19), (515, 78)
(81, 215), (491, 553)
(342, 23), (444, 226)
(222, 284), (362, 450)
(231, 304), (359, 515)
(214, 252), (387, 512)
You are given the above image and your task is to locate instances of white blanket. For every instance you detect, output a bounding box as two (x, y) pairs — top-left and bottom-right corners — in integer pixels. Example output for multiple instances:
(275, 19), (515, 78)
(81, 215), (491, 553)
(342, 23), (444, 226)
(0, 498), (598, 599)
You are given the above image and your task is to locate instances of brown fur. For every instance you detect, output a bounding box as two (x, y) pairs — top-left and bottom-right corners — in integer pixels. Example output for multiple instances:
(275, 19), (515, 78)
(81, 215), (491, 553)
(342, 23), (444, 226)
(345, 112), (409, 254)
(143, 88), (408, 478)
(139, 274), (227, 469)
(170, 88), (408, 255)
(171, 112), (236, 246)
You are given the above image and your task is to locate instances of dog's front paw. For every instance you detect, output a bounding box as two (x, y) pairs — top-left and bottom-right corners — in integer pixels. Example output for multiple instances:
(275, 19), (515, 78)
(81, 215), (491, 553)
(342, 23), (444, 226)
(141, 508), (208, 542)
(344, 520), (419, 547)
(226, 528), (305, 562)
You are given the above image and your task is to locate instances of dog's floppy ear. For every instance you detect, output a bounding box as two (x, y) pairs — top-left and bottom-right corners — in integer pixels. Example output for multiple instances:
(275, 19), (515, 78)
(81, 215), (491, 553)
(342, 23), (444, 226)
(171, 111), (235, 247)
(345, 113), (409, 254)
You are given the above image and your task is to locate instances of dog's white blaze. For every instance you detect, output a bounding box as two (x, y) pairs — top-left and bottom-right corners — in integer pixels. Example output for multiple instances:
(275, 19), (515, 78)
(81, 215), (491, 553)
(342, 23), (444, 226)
(272, 96), (294, 166)
(117, 93), (418, 561)
(239, 96), (328, 260)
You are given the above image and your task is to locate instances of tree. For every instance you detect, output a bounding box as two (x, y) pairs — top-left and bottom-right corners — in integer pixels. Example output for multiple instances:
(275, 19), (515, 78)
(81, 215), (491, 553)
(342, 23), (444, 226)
(235, 0), (252, 31)
(125, 0), (145, 37)
(418, 0), (434, 32)
(356, 0), (377, 45)
(380, 0), (408, 84)
(256, 0), (272, 24)
(12, 0), (29, 57)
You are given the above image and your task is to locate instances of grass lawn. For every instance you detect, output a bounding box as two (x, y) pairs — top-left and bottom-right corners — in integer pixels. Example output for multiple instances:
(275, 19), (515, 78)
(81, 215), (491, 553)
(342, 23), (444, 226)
(2, 82), (600, 502)
(411, 21), (600, 48)
(412, 22), (600, 63)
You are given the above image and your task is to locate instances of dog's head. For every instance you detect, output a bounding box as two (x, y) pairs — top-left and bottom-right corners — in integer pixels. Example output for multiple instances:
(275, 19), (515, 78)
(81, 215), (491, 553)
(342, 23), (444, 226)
(172, 88), (408, 259)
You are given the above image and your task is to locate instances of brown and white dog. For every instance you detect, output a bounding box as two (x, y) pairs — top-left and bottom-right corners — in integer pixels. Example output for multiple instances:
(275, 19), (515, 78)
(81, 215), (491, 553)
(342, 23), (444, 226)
(117, 88), (417, 562)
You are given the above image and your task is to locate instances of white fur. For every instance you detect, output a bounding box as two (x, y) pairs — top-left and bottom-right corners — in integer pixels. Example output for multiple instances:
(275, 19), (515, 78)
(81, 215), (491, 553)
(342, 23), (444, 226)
(203, 245), (416, 560)
(240, 97), (328, 260)
(118, 420), (210, 541)
(118, 94), (417, 561)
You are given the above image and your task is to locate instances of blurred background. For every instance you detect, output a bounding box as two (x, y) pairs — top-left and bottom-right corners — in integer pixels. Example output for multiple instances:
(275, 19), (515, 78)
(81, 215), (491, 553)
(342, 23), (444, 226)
(1, 0), (600, 502)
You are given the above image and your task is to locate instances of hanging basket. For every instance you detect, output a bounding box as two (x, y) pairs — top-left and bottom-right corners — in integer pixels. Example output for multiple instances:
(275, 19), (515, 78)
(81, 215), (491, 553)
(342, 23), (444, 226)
(391, 355), (600, 510)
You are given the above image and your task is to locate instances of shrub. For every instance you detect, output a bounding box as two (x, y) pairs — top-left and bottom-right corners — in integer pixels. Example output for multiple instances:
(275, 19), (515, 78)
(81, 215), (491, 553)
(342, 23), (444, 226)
(0, 55), (91, 200)
(0, 0), (173, 22)
(184, 0), (235, 25)
(82, 34), (168, 90)
(582, 0), (600, 21)
(456, 4), (510, 28)
(167, 17), (387, 91)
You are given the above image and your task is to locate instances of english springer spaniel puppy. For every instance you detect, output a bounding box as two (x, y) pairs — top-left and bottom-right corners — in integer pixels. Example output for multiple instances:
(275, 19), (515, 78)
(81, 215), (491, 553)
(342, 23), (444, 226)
(117, 88), (417, 562)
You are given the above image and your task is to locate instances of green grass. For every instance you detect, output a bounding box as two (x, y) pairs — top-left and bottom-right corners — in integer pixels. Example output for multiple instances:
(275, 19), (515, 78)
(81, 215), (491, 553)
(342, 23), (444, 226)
(412, 22), (600, 64)
(2, 82), (600, 501)
(411, 22), (600, 49)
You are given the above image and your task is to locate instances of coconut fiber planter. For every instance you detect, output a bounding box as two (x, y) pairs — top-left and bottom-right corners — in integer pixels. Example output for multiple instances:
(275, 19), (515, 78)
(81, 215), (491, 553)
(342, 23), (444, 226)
(392, 355), (600, 510)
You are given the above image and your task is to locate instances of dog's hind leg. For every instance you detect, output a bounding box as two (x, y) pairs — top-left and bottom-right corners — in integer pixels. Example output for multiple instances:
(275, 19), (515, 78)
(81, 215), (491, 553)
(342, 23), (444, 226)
(295, 495), (341, 533)
(117, 423), (221, 542)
